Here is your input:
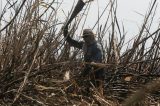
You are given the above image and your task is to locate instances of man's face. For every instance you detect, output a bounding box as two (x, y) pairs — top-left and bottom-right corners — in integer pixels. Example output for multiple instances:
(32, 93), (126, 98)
(82, 34), (90, 43)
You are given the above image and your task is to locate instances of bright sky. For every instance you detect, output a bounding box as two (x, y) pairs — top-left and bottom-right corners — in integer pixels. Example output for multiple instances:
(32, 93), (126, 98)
(117, 0), (160, 36)
(61, 0), (160, 35)
(0, 0), (160, 38)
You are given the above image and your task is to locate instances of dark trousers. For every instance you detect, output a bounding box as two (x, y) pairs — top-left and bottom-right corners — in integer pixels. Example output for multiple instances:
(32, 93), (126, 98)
(81, 65), (105, 88)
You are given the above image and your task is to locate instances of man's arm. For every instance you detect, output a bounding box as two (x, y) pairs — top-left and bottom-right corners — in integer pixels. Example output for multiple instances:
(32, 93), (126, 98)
(63, 26), (83, 49)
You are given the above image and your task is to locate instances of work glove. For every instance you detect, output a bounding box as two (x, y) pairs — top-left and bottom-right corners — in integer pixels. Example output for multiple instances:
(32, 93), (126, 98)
(63, 25), (68, 37)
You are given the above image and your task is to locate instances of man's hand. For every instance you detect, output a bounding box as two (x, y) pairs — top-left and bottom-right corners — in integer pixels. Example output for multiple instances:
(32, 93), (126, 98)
(63, 25), (68, 37)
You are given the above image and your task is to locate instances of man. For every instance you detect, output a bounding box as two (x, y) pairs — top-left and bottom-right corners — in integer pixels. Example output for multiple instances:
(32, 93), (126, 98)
(63, 26), (105, 95)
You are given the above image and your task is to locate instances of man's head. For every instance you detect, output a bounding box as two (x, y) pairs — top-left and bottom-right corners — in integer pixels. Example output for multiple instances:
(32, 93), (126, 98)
(82, 29), (95, 44)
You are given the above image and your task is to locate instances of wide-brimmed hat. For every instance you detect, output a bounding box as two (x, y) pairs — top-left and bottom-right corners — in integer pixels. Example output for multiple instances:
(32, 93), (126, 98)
(82, 29), (96, 38)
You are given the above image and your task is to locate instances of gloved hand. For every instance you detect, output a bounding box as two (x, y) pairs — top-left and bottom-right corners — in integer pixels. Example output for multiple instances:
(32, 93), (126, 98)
(63, 25), (68, 37)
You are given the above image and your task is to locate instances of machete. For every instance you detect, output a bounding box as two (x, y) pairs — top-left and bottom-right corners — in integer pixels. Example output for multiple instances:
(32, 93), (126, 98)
(64, 0), (85, 28)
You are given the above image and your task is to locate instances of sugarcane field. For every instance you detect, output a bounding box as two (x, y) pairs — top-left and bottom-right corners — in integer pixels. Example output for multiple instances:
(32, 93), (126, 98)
(0, 0), (160, 105)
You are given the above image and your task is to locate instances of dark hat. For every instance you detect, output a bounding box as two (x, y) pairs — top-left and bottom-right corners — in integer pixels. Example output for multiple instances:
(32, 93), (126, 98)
(82, 29), (96, 38)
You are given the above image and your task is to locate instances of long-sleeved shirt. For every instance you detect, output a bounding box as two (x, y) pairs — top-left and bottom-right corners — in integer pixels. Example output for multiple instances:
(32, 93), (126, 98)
(66, 36), (103, 63)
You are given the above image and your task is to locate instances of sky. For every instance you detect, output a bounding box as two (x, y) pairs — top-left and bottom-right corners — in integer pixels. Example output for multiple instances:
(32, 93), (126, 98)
(0, 0), (160, 38)
(57, 0), (160, 48)
(61, 0), (160, 35)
